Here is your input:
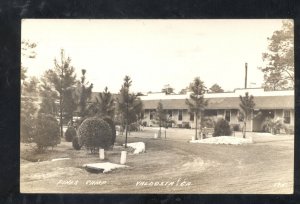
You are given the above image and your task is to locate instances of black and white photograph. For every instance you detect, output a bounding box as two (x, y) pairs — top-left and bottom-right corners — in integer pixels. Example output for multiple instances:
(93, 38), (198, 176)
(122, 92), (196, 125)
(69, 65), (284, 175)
(20, 19), (294, 194)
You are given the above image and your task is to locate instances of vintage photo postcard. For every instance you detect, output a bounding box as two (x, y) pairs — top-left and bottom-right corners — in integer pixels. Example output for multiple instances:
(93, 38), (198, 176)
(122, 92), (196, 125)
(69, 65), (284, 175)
(20, 19), (294, 194)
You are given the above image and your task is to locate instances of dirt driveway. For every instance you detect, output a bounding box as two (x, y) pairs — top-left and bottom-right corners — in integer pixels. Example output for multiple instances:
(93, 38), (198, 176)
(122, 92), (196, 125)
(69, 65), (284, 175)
(20, 129), (294, 194)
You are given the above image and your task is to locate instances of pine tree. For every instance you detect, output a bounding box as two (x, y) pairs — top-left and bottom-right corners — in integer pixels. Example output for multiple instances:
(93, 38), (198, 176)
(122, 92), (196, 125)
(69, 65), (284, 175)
(89, 86), (115, 119)
(153, 101), (174, 139)
(38, 71), (58, 116)
(44, 49), (77, 137)
(117, 76), (143, 147)
(186, 77), (208, 140)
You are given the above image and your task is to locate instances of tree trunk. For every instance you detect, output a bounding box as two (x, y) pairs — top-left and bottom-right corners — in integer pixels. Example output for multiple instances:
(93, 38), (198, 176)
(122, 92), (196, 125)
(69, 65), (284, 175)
(159, 125), (161, 138)
(165, 128), (166, 139)
(243, 122), (246, 138)
(70, 113), (73, 126)
(195, 113), (198, 140)
(60, 93), (63, 138)
(125, 103), (128, 148)
(199, 114), (202, 140)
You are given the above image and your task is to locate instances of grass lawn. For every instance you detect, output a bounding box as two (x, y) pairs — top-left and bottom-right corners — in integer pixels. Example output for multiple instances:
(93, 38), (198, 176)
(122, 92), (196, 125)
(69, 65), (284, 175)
(20, 128), (294, 194)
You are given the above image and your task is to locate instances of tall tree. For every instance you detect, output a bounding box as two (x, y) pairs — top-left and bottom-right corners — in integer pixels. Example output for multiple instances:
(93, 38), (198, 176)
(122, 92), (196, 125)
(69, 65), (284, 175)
(260, 20), (294, 90)
(153, 101), (173, 139)
(38, 71), (58, 116)
(209, 83), (224, 93)
(186, 77), (208, 140)
(88, 86), (115, 119)
(162, 84), (174, 94)
(239, 92), (255, 138)
(45, 49), (77, 137)
(76, 69), (93, 118)
(20, 77), (39, 143)
(63, 87), (78, 124)
(117, 76), (143, 147)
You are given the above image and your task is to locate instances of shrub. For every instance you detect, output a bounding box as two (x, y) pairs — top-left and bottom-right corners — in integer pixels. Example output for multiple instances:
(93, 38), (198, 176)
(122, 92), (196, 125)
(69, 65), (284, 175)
(213, 118), (232, 137)
(262, 117), (285, 134)
(74, 117), (87, 129)
(34, 113), (60, 152)
(78, 117), (113, 153)
(261, 117), (273, 133)
(182, 122), (191, 129)
(65, 126), (77, 142)
(230, 124), (240, 131)
(285, 126), (294, 134)
(202, 117), (215, 128)
(72, 136), (82, 150)
(142, 121), (147, 127)
(103, 117), (116, 146)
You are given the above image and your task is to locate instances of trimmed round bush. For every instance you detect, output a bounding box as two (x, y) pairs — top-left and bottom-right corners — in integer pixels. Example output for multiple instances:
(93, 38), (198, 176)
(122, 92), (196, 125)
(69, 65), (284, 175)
(213, 118), (232, 137)
(103, 117), (116, 146)
(34, 113), (60, 152)
(78, 117), (113, 153)
(72, 137), (82, 150)
(65, 126), (77, 142)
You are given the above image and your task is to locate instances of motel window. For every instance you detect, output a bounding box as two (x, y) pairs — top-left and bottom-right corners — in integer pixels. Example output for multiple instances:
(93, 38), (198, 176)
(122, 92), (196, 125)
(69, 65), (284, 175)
(225, 110), (230, 122)
(284, 110), (290, 124)
(238, 110), (243, 122)
(141, 112), (144, 119)
(178, 110), (183, 121)
(190, 112), (194, 121)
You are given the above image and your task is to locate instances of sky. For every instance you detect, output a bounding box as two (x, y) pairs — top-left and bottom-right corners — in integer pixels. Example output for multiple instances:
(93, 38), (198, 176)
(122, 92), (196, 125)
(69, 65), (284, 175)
(21, 19), (288, 93)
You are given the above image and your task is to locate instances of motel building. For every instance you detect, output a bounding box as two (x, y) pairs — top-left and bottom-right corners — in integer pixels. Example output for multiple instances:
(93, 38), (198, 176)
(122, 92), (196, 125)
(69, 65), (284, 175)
(139, 88), (294, 132)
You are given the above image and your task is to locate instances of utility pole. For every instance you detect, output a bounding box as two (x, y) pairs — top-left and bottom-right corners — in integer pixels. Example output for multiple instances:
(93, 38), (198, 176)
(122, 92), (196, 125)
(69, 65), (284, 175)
(245, 62), (248, 89)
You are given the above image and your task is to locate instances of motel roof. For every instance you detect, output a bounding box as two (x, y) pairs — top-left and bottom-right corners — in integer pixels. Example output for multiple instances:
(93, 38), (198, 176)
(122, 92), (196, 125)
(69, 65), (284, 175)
(89, 88), (294, 110)
(140, 88), (294, 110)
(141, 95), (294, 110)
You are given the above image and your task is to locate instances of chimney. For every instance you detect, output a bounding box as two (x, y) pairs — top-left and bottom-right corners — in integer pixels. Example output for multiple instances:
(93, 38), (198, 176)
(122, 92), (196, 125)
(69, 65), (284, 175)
(245, 62), (248, 89)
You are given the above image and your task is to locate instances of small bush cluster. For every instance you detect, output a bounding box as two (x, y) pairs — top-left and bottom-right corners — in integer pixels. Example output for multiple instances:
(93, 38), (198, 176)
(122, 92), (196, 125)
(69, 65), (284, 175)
(230, 124), (240, 131)
(34, 114), (61, 152)
(182, 122), (191, 129)
(65, 126), (77, 142)
(262, 117), (286, 135)
(78, 117), (113, 153)
(213, 118), (232, 137)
